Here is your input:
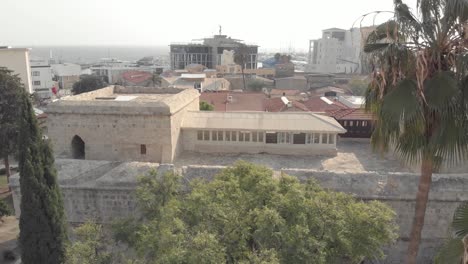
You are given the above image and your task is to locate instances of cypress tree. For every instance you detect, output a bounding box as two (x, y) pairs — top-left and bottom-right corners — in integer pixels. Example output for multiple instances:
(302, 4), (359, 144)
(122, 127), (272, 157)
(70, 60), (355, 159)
(0, 67), (23, 190)
(18, 92), (67, 264)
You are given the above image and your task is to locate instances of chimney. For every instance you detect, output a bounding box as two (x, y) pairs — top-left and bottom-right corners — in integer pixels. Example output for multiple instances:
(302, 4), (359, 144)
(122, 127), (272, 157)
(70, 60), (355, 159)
(281, 96), (291, 107)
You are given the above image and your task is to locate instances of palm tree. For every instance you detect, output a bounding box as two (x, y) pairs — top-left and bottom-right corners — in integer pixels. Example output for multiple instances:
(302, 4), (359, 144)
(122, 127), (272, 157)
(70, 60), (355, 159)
(364, 0), (468, 263)
(435, 202), (468, 264)
(234, 43), (250, 90)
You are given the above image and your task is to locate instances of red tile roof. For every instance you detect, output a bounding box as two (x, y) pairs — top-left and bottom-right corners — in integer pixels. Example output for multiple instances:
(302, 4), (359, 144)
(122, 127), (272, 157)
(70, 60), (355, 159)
(121, 71), (152, 84)
(199, 91), (267, 112)
(327, 108), (374, 120)
(265, 98), (310, 112)
(270, 89), (303, 96)
(301, 96), (347, 112)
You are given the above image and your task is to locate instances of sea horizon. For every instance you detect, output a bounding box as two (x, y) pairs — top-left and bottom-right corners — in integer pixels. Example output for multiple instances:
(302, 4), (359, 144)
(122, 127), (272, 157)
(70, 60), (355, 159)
(24, 45), (170, 64)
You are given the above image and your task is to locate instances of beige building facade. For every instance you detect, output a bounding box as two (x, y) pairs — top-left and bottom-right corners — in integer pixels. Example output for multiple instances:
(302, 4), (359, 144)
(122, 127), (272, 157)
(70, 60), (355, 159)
(182, 111), (345, 156)
(0, 47), (33, 93)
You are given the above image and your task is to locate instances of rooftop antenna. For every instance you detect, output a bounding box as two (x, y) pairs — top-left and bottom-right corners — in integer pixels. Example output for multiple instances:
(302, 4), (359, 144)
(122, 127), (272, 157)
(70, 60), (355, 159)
(219, 25), (222, 35)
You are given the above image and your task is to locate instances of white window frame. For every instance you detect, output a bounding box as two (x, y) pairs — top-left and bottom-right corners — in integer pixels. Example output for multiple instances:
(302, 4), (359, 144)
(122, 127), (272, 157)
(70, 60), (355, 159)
(277, 132), (291, 144)
(321, 133), (328, 144)
(203, 131), (210, 141)
(239, 131), (251, 142)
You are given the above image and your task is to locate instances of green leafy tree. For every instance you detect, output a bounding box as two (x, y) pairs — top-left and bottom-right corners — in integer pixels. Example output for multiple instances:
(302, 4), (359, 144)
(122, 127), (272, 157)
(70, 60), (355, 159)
(247, 80), (265, 91)
(66, 222), (112, 264)
(72, 75), (107, 95)
(151, 71), (162, 87)
(17, 92), (67, 264)
(364, 0), (468, 262)
(274, 53), (281, 62)
(199, 101), (214, 111)
(0, 199), (12, 219)
(114, 161), (398, 263)
(348, 77), (369, 96)
(0, 68), (24, 190)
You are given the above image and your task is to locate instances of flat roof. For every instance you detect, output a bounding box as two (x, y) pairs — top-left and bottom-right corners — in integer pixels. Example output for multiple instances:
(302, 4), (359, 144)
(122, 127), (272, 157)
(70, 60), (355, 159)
(181, 73), (206, 79)
(200, 92), (267, 112)
(47, 86), (200, 116)
(0, 46), (31, 51)
(182, 111), (346, 133)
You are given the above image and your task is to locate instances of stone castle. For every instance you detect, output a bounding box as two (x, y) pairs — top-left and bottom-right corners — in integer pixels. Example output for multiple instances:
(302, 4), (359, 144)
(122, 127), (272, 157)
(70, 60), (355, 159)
(10, 85), (468, 263)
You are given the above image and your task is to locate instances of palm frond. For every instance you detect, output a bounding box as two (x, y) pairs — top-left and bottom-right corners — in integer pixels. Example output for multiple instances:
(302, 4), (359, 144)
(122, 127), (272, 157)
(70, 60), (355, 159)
(424, 71), (458, 111)
(453, 202), (468, 238)
(381, 79), (423, 123)
(394, 120), (427, 164)
(366, 20), (400, 44)
(430, 113), (468, 168)
(445, 0), (468, 23)
(364, 43), (391, 53)
(434, 238), (463, 264)
(395, 1), (422, 38)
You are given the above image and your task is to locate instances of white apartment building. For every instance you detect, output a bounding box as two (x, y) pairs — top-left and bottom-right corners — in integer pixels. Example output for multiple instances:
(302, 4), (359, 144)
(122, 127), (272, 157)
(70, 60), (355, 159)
(308, 28), (365, 74)
(30, 57), (57, 98)
(0, 46), (33, 93)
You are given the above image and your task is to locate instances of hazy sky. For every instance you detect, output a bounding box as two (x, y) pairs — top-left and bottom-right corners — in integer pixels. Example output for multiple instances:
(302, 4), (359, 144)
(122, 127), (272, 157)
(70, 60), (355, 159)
(1, 0), (417, 51)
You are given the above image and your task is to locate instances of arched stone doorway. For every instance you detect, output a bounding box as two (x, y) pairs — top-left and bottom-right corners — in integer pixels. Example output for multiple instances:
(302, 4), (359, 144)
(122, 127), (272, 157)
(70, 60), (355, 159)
(71, 135), (85, 159)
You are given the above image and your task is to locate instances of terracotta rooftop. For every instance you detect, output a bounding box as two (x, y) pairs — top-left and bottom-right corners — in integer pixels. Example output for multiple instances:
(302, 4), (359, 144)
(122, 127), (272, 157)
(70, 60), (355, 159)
(265, 97), (310, 112)
(270, 89), (304, 96)
(302, 96), (347, 112)
(327, 108), (374, 120)
(199, 91), (267, 112)
(121, 71), (152, 84)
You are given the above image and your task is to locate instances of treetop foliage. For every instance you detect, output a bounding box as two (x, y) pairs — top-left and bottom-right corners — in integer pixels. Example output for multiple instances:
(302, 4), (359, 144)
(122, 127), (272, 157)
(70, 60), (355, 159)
(0, 68), (25, 159)
(72, 75), (107, 95)
(199, 101), (214, 111)
(113, 161), (398, 264)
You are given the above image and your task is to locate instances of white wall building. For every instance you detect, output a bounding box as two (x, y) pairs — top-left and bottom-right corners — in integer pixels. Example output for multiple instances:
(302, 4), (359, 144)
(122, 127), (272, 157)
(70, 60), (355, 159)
(51, 63), (82, 90)
(0, 46), (33, 93)
(182, 111), (346, 156)
(30, 57), (57, 98)
(308, 28), (365, 74)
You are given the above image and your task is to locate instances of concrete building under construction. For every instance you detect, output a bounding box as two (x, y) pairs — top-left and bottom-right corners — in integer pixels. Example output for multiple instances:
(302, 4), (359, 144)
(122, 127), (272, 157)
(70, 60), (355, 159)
(170, 33), (258, 70)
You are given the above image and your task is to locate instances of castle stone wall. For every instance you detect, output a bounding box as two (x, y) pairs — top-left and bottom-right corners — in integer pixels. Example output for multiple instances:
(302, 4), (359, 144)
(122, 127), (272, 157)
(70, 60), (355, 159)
(46, 87), (200, 163)
(10, 161), (468, 263)
(183, 166), (467, 264)
(48, 113), (172, 162)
